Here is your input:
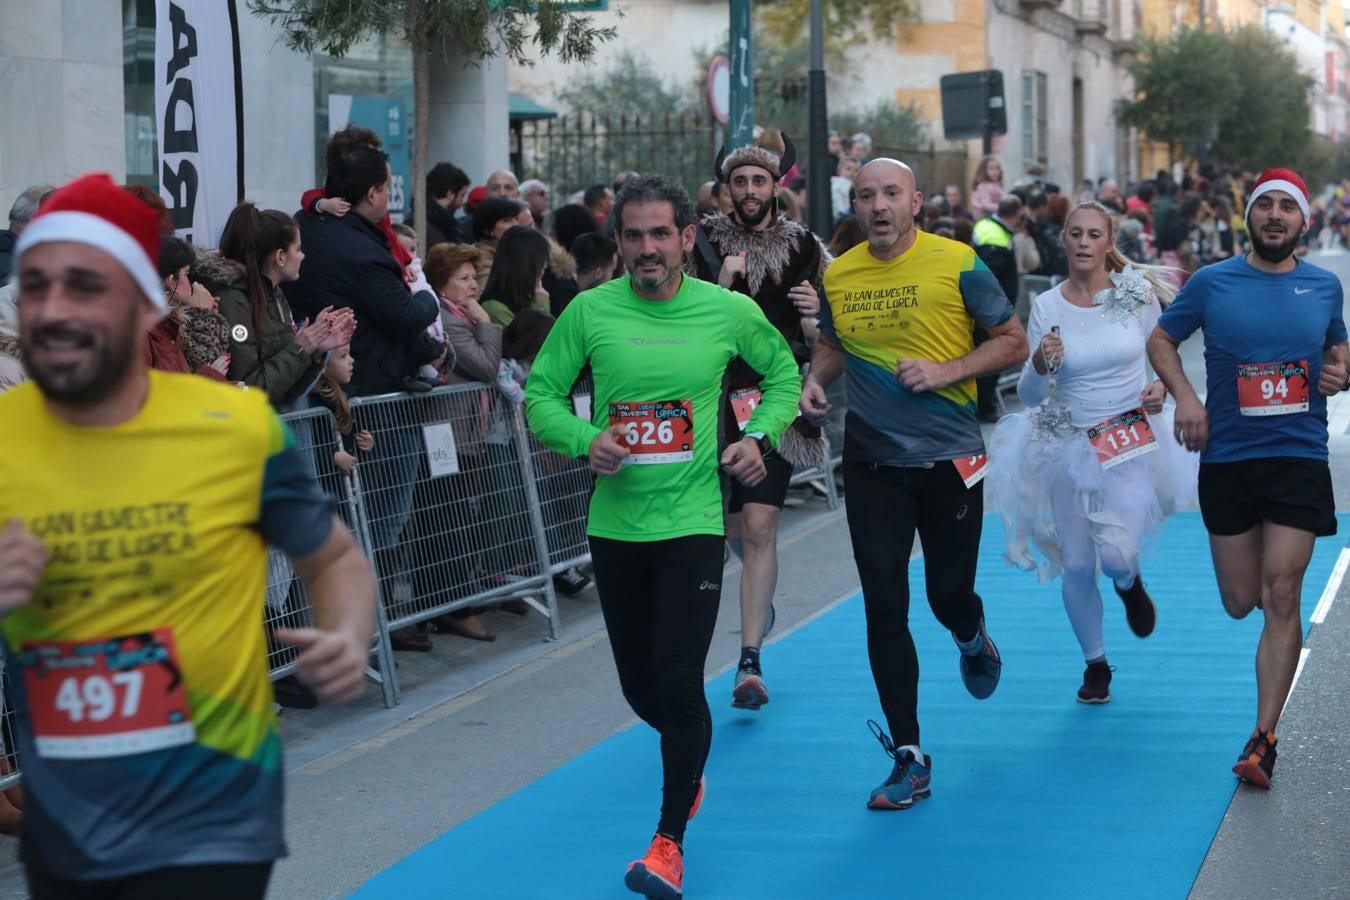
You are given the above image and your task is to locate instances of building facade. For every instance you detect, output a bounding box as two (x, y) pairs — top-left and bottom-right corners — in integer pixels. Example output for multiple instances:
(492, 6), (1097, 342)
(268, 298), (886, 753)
(0, 1), (509, 234)
(867, 0), (1143, 191)
(1138, 0), (1350, 175)
(509, 0), (1143, 191)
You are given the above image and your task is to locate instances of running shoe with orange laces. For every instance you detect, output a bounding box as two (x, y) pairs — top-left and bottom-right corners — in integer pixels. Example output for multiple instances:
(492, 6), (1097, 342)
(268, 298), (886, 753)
(624, 834), (683, 899)
(1232, 730), (1277, 789)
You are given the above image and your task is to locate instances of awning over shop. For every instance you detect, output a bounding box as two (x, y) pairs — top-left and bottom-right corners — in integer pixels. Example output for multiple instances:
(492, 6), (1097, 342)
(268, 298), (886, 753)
(508, 92), (558, 122)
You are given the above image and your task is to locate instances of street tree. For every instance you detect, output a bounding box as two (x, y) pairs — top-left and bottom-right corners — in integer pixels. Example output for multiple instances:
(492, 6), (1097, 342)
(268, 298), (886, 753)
(1116, 27), (1236, 163)
(248, 0), (616, 253)
(1218, 28), (1313, 170)
(1118, 26), (1311, 170)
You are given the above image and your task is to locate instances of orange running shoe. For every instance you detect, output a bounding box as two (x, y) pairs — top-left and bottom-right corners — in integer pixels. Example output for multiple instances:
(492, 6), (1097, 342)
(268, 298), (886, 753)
(624, 834), (683, 899)
(1232, 730), (1277, 789)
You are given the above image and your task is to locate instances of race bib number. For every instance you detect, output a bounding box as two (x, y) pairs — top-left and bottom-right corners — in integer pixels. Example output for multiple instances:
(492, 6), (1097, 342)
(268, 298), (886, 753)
(18, 629), (195, 760)
(952, 454), (988, 488)
(729, 387), (762, 432)
(609, 399), (694, 465)
(1086, 407), (1159, 470)
(1236, 360), (1309, 416)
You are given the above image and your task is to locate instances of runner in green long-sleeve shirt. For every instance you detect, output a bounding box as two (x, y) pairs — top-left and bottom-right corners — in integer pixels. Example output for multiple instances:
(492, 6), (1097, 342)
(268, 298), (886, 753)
(525, 175), (799, 900)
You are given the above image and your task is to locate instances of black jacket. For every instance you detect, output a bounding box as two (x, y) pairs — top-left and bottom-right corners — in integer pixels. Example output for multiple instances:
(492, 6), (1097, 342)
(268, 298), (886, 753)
(284, 210), (440, 398)
(0, 230), (16, 285)
(426, 202), (464, 247)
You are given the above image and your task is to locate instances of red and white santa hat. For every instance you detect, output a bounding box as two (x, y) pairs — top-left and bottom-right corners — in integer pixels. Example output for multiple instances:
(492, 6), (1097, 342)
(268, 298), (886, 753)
(1245, 167), (1311, 225)
(14, 172), (165, 309)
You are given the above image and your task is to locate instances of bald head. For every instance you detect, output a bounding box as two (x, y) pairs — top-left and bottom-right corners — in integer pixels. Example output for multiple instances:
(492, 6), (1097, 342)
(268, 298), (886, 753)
(853, 159), (923, 259)
(486, 169), (519, 199)
(856, 159), (916, 193)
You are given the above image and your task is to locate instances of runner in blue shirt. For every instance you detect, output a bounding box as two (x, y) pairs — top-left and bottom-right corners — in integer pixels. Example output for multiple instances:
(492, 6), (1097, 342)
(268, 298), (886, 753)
(1148, 167), (1349, 790)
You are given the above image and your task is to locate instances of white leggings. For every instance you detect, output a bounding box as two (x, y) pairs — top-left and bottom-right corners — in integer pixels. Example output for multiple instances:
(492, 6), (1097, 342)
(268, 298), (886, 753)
(1048, 463), (1152, 661)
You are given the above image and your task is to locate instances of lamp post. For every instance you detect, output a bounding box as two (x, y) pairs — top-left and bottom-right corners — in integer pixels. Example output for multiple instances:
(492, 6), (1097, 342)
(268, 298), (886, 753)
(807, 0), (832, 239)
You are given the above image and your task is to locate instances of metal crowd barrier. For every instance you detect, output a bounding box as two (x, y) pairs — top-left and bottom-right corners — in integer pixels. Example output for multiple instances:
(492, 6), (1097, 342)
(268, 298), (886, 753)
(265, 406), (398, 709)
(0, 669), (18, 792)
(529, 374), (596, 574)
(787, 377), (847, 510)
(347, 382), (561, 703)
(994, 274), (1055, 413)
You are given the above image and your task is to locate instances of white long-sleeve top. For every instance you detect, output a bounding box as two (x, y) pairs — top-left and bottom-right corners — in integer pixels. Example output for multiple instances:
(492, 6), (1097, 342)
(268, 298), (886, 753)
(1017, 283), (1161, 428)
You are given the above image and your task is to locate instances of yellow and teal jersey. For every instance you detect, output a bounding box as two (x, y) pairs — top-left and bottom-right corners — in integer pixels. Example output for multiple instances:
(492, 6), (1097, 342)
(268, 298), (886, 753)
(0, 370), (333, 878)
(820, 230), (1013, 464)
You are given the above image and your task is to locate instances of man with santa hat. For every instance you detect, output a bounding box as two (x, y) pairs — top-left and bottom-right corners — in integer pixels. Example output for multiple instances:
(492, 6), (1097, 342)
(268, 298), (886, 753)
(1149, 167), (1349, 790)
(0, 173), (375, 897)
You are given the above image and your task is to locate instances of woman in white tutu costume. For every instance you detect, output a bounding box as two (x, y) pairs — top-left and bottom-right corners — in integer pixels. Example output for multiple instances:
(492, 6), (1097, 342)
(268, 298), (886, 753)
(988, 201), (1198, 703)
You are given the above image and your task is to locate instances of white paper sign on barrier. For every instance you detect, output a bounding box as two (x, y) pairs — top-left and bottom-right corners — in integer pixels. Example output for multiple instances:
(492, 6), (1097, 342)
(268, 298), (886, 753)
(572, 392), (593, 422)
(422, 423), (460, 477)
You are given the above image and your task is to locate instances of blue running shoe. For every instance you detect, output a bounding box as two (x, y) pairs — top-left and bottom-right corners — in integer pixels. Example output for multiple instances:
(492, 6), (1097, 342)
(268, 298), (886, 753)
(865, 720), (932, 810)
(955, 617), (1001, 700)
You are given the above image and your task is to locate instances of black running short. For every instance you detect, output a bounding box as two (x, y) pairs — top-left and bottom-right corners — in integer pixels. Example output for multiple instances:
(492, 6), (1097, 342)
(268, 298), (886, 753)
(1198, 457), (1337, 537)
(726, 452), (793, 514)
(24, 861), (273, 900)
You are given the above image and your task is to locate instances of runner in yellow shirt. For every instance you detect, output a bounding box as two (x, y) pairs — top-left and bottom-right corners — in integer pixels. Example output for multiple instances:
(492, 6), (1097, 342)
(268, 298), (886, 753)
(0, 173), (375, 899)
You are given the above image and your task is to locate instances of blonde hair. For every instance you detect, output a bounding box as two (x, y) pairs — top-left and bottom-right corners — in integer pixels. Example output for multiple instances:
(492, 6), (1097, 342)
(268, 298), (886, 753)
(1065, 201), (1177, 305)
(314, 372), (353, 435)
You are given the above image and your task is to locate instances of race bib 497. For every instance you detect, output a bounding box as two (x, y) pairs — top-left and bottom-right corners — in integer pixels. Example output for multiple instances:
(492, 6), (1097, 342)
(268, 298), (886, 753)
(18, 629), (195, 760)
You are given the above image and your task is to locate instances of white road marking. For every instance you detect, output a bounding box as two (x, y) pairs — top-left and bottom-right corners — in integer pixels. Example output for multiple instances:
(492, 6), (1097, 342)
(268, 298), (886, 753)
(1282, 647), (1312, 717)
(1310, 546), (1350, 625)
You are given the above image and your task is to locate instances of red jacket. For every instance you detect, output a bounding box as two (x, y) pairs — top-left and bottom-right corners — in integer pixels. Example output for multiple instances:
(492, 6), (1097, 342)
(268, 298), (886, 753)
(145, 317), (225, 380)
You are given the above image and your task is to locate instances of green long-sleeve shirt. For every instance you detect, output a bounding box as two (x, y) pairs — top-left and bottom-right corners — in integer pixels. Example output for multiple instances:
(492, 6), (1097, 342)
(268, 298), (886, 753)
(525, 273), (801, 541)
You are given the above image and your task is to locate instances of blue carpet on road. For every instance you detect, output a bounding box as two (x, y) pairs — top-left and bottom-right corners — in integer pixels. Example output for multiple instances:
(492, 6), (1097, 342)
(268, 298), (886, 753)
(354, 511), (1349, 900)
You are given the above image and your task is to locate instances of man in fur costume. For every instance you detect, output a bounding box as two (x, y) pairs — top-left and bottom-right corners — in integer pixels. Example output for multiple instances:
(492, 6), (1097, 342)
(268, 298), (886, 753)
(687, 138), (830, 712)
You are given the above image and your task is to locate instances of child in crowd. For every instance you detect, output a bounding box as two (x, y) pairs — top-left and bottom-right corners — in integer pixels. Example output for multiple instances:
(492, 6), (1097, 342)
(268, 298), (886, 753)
(393, 222), (446, 386)
(312, 343), (375, 477)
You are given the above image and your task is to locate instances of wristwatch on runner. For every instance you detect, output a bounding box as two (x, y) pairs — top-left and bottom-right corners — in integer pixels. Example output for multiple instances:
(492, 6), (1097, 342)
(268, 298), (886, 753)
(747, 432), (772, 456)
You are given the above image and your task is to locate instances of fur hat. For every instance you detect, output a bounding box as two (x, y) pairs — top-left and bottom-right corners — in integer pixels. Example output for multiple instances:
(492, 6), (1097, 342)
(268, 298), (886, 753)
(715, 134), (797, 184)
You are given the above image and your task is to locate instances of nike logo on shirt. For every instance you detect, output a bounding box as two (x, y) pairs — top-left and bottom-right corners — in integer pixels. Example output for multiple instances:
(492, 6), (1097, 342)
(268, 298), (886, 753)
(1294, 287), (1314, 295)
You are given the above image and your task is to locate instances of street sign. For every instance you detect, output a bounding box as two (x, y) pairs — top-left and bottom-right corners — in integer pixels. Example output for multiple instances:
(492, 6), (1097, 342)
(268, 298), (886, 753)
(940, 70), (1007, 142)
(707, 55), (730, 125)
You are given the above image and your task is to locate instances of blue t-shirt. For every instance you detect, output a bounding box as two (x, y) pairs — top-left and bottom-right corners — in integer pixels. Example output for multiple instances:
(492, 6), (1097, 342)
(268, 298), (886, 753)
(1157, 254), (1347, 464)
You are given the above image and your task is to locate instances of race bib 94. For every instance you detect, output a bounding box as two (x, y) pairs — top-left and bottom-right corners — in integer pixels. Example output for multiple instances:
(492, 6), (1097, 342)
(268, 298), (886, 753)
(1236, 360), (1309, 416)
(18, 629), (195, 760)
(609, 400), (694, 465)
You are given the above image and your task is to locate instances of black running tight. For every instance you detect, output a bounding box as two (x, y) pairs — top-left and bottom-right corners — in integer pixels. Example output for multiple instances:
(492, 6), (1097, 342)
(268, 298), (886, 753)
(843, 461), (986, 748)
(589, 534), (724, 844)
